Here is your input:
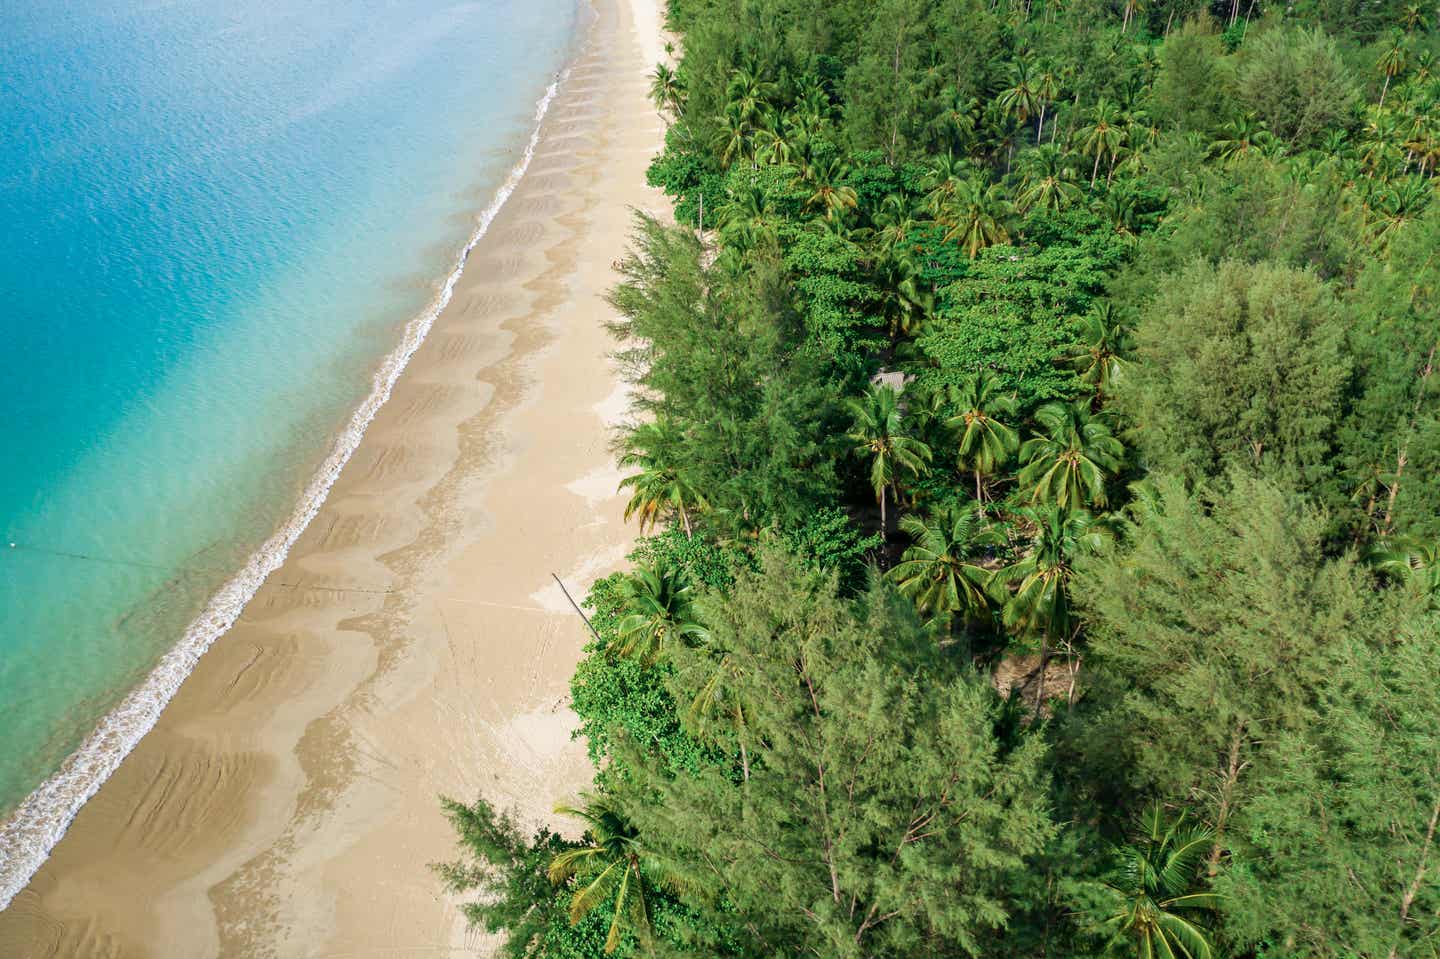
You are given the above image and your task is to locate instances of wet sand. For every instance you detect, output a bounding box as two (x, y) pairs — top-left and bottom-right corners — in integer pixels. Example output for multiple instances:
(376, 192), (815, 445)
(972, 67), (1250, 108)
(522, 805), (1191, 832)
(0, 1), (664, 954)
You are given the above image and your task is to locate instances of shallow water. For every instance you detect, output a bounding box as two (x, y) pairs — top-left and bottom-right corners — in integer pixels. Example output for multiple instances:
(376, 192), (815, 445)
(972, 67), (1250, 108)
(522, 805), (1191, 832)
(0, 0), (579, 896)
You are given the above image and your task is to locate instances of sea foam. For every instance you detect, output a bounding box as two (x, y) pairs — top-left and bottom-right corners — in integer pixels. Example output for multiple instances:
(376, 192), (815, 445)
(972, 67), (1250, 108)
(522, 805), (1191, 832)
(0, 70), (568, 912)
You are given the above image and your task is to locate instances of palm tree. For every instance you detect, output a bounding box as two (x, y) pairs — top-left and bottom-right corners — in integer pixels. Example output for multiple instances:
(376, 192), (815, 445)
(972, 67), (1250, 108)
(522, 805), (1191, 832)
(714, 103), (757, 168)
(549, 793), (674, 954)
(926, 89), (981, 155)
(1015, 144), (1083, 213)
(1061, 304), (1134, 406)
(618, 421), (707, 537)
(1210, 114), (1278, 163)
(939, 178), (1013, 258)
(1094, 804), (1221, 959)
(945, 371), (1020, 504)
(1377, 33), (1407, 108)
(1370, 537), (1440, 602)
(1033, 60), (1061, 140)
(613, 558), (708, 661)
(724, 63), (776, 125)
(847, 384), (932, 540)
(990, 505), (1104, 637)
(989, 505), (1107, 706)
(683, 641), (755, 780)
(1019, 401), (1124, 509)
(1077, 99), (1126, 186)
(874, 254), (932, 338)
(889, 506), (999, 628)
(921, 152), (971, 215)
(716, 183), (775, 249)
(998, 61), (1042, 137)
(647, 63), (684, 118)
(871, 191), (919, 253)
(802, 157), (858, 221)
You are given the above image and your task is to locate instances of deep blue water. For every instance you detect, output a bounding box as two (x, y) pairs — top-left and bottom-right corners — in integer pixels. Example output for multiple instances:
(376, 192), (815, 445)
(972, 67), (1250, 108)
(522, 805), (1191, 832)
(0, 0), (579, 897)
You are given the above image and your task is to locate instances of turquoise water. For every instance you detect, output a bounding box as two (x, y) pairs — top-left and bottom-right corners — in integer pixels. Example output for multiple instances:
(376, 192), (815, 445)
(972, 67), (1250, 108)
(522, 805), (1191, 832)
(0, 0), (580, 902)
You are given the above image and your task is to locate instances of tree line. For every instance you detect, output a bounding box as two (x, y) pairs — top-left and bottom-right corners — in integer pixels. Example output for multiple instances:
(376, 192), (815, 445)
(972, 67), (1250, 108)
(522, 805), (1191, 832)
(437, 0), (1440, 955)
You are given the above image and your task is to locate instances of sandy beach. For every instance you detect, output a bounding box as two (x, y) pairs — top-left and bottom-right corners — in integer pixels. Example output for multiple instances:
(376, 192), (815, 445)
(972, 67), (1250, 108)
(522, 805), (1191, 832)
(0, 0), (663, 954)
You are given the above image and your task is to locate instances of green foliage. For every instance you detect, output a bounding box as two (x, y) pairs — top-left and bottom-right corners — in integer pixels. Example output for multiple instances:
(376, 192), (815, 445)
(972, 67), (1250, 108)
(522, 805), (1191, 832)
(1074, 473), (1380, 831)
(1232, 25), (1360, 147)
(625, 550), (1056, 958)
(1338, 209), (1440, 540)
(778, 505), (882, 587)
(1149, 20), (1234, 135)
(1216, 607), (1440, 956)
(443, 0), (1440, 954)
(572, 570), (718, 776)
(435, 796), (578, 958)
(1086, 804), (1221, 959)
(917, 214), (1130, 409)
(1116, 259), (1350, 493)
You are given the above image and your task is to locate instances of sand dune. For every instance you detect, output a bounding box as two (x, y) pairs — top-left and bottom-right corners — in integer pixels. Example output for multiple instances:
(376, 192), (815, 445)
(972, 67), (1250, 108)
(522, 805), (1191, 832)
(0, 0), (662, 954)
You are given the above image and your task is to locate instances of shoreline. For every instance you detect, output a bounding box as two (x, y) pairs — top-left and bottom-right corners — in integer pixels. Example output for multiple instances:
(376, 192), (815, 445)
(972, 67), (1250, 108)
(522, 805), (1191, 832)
(0, 0), (664, 953)
(0, 65), (570, 919)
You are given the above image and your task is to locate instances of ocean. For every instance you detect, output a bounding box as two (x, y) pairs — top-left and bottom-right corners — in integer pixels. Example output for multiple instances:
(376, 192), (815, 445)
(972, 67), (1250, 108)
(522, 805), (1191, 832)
(0, 0), (581, 907)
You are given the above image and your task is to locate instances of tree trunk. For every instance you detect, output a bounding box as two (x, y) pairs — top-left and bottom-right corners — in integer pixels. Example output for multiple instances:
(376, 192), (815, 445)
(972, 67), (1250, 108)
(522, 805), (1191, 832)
(1389, 789), (1440, 959)
(1090, 151), (1101, 187)
(1382, 341), (1438, 534)
(1208, 722), (1248, 874)
(879, 485), (888, 543)
(1380, 73), (1391, 109)
(1033, 633), (1049, 712)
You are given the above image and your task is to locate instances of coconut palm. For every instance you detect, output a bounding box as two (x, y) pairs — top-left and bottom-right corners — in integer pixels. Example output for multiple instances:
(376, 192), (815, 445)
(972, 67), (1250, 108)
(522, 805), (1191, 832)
(716, 182), (775, 249)
(724, 63), (776, 125)
(1015, 144), (1083, 213)
(921, 152), (972, 215)
(1018, 401), (1124, 509)
(989, 504), (1104, 641)
(1033, 60), (1061, 140)
(874, 255), (932, 338)
(847, 384), (932, 540)
(926, 89), (981, 155)
(1368, 175), (1431, 247)
(1077, 99), (1126, 186)
(1370, 537), (1440, 601)
(939, 178), (1013, 257)
(1077, 97), (1128, 185)
(647, 63), (684, 118)
(944, 371), (1020, 504)
(998, 61), (1042, 137)
(1061, 304), (1134, 406)
(618, 420), (707, 537)
(682, 640), (755, 780)
(1210, 114), (1278, 163)
(549, 793), (677, 954)
(889, 506), (1000, 627)
(802, 157), (858, 221)
(1378, 33), (1408, 108)
(1094, 804), (1221, 959)
(612, 558), (708, 662)
(1121, 0), (1146, 32)
(871, 191), (919, 253)
(714, 103), (757, 168)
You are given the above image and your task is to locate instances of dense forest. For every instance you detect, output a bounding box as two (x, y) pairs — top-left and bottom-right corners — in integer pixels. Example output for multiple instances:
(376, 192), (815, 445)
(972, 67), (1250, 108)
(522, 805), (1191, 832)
(437, 0), (1440, 955)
